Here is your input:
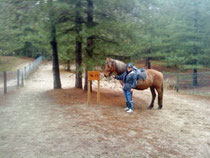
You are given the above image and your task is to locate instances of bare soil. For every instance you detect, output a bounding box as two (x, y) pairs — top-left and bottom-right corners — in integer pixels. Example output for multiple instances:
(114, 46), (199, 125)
(0, 63), (210, 158)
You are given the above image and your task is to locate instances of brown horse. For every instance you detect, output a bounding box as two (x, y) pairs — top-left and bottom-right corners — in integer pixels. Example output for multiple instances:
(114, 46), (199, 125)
(104, 57), (164, 109)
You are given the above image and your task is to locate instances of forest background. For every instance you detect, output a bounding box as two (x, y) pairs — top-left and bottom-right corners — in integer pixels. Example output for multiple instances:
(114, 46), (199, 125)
(0, 0), (210, 90)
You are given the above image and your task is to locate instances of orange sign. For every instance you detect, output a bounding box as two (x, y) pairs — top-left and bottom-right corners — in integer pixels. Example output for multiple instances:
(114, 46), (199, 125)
(87, 71), (101, 105)
(88, 71), (100, 81)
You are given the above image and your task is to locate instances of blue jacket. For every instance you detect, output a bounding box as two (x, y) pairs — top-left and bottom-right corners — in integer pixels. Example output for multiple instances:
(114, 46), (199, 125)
(115, 70), (137, 91)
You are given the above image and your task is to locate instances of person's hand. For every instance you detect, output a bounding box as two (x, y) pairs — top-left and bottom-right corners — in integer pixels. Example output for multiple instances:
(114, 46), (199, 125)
(112, 75), (115, 79)
(130, 89), (134, 93)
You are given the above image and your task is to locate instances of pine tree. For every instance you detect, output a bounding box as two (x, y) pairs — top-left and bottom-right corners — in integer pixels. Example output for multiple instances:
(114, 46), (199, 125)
(47, 0), (62, 89)
(160, 0), (210, 85)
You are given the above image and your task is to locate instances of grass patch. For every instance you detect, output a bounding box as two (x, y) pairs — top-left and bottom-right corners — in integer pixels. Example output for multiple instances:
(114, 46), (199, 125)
(0, 56), (33, 73)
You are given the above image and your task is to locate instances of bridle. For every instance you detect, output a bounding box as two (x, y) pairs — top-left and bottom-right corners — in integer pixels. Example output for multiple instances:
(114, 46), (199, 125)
(105, 60), (115, 77)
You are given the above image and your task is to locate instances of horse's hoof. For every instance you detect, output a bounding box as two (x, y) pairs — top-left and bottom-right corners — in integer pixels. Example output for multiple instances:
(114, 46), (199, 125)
(147, 105), (153, 110)
(157, 105), (162, 110)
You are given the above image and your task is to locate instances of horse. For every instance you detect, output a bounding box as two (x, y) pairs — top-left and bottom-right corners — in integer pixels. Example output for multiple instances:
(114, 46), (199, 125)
(104, 57), (164, 109)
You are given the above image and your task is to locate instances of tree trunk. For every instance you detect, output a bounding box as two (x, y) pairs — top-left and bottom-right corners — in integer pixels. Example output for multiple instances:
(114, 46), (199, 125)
(192, 3), (198, 87)
(75, 1), (83, 89)
(84, 0), (94, 91)
(145, 49), (151, 69)
(84, 37), (94, 91)
(50, 29), (62, 89)
(193, 68), (198, 86)
(49, 0), (61, 89)
(84, 69), (88, 91)
(87, 0), (93, 25)
(84, 68), (92, 92)
(145, 57), (151, 69)
(67, 60), (70, 71)
(75, 37), (83, 88)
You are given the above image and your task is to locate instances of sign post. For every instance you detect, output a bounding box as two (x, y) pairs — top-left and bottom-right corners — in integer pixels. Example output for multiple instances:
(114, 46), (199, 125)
(88, 71), (100, 105)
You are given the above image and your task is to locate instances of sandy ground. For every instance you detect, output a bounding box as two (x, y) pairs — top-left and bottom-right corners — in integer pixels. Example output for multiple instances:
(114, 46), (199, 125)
(0, 63), (210, 158)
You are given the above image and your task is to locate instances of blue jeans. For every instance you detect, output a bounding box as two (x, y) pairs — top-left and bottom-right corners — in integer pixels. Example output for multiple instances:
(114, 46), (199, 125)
(123, 90), (134, 110)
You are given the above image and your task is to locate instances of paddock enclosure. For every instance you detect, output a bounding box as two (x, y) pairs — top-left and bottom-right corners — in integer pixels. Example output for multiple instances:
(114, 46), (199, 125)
(0, 63), (209, 158)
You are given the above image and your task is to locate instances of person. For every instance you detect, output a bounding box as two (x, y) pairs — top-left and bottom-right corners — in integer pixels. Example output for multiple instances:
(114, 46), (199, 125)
(113, 63), (137, 113)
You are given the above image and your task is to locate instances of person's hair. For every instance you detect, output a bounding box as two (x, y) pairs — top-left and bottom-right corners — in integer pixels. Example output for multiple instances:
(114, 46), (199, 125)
(127, 63), (133, 68)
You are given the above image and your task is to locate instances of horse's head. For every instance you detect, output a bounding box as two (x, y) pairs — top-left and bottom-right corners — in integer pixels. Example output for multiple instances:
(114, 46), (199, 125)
(104, 57), (115, 77)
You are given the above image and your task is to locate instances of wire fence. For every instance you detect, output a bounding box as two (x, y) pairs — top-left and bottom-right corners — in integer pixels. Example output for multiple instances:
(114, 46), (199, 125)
(0, 56), (43, 94)
(164, 71), (210, 96)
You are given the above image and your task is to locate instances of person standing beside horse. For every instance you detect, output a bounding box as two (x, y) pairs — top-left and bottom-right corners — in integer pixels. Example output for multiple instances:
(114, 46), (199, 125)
(104, 57), (163, 109)
(113, 63), (137, 113)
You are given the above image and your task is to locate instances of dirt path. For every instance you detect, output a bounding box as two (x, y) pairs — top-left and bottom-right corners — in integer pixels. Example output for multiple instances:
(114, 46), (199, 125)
(0, 63), (210, 158)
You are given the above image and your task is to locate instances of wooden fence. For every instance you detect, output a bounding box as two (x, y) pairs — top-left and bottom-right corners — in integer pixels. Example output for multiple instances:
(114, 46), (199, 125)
(0, 56), (43, 94)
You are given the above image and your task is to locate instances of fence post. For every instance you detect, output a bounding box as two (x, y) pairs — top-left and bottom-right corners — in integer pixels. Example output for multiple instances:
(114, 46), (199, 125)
(21, 70), (24, 87)
(176, 73), (179, 92)
(28, 64), (30, 73)
(17, 69), (20, 87)
(3, 71), (7, 94)
(24, 66), (27, 79)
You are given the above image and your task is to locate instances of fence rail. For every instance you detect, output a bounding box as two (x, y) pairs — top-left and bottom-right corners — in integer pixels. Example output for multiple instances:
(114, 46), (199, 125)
(0, 56), (43, 94)
(164, 71), (210, 96)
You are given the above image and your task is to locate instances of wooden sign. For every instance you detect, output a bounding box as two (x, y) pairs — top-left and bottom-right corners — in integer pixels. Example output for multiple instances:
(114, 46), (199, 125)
(88, 71), (100, 81)
(88, 71), (100, 105)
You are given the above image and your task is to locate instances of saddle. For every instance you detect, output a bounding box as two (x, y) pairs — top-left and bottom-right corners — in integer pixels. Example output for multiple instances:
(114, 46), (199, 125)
(133, 66), (147, 81)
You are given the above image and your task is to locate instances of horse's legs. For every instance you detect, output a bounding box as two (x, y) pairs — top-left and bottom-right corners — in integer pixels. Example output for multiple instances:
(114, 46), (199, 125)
(148, 87), (156, 109)
(156, 84), (163, 109)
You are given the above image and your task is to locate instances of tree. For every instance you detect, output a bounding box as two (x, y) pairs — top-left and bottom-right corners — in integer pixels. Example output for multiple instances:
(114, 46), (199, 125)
(2, 0), (63, 89)
(74, 0), (84, 89)
(0, 0), (39, 55)
(56, 0), (85, 89)
(159, 0), (210, 85)
(47, 0), (62, 89)
(1, 0), (210, 90)
(57, 0), (146, 90)
(84, 0), (95, 91)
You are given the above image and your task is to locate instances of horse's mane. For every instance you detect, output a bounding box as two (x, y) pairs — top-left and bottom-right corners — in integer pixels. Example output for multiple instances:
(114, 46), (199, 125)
(113, 59), (127, 75)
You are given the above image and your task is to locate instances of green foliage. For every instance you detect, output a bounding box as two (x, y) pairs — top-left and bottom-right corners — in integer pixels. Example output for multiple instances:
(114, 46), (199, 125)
(0, 0), (210, 71)
(0, 0), (50, 57)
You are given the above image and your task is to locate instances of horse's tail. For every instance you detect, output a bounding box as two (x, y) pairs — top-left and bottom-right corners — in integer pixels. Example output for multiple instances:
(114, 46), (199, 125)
(161, 83), (164, 107)
(161, 73), (164, 96)
(160, 72), (164, 94)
